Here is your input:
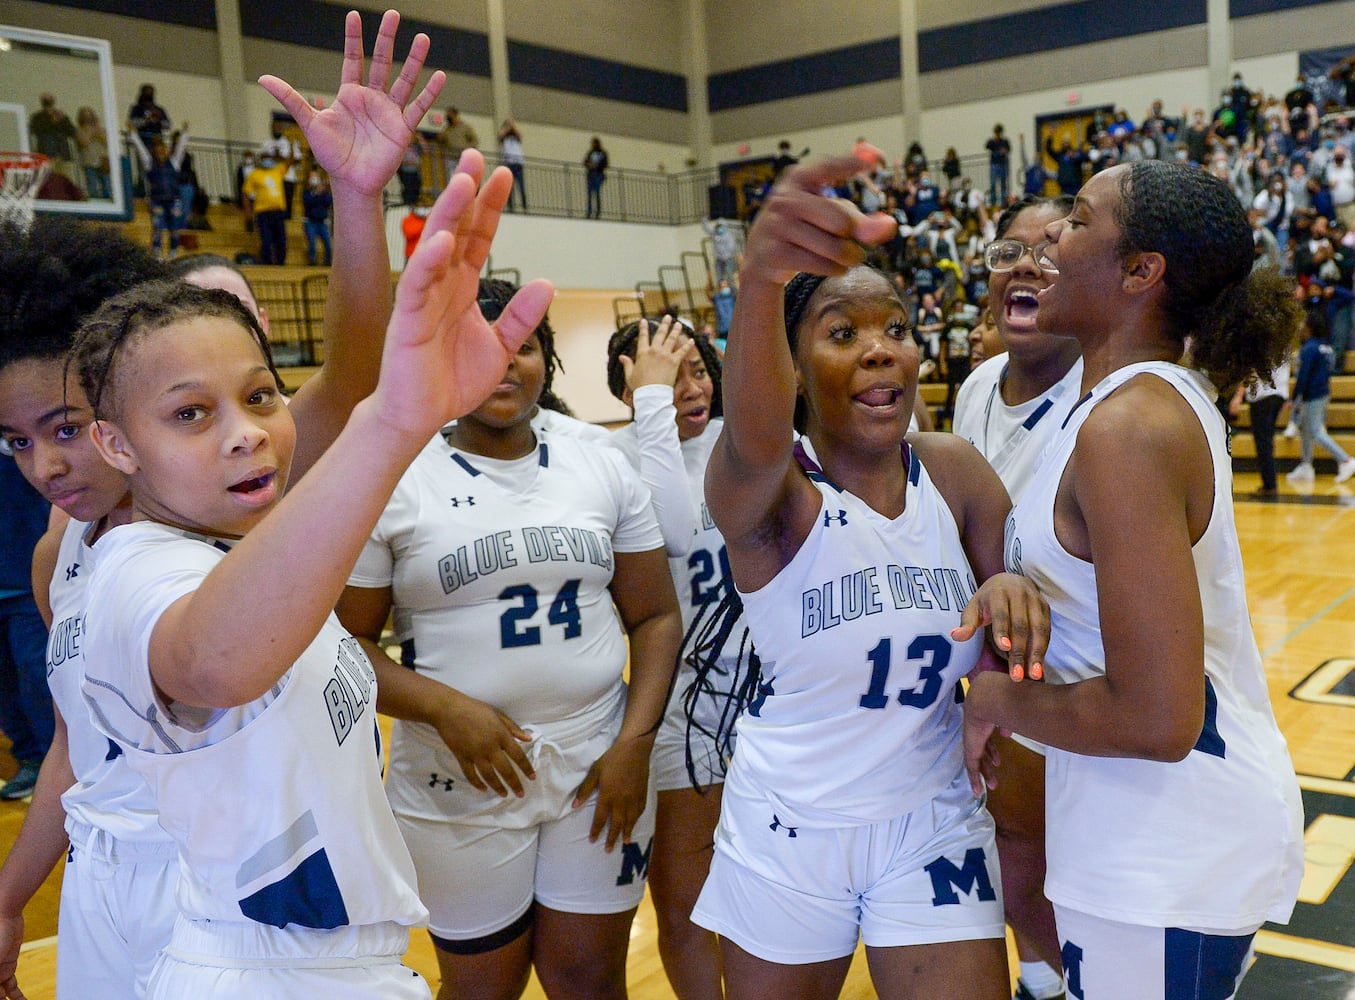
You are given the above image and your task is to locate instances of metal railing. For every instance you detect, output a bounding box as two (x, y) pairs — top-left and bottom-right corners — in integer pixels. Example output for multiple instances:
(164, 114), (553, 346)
(153, 135), (722, 226)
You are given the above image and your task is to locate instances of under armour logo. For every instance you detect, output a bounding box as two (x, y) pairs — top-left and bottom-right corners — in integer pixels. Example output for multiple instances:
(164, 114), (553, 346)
(769, 814), (798, 838)
(748, 677), (774, 717)
(823, 510), (848, 527)
(428, 772), (455, 791)
(65, 562), (80, 581)
(449, 496), (476, 508)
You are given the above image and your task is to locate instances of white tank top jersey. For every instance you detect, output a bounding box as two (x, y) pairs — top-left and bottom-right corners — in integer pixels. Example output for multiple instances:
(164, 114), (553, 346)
(80, 521), (427, 931)
(530, 406), (613, 444)
(730, 438), (983, 828)
(349, 432), (663, 748)
(1006, 361), (1304, 930)
(46, 519), (172, 847)
(951, 353), (1084, 503)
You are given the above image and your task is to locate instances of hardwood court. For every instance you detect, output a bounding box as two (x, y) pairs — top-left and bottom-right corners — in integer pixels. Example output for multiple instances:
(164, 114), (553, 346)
(4, 468), (1354, 998)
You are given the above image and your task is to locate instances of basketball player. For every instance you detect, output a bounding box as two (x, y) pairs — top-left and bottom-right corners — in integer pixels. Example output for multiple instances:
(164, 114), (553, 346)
(336, 286), (681, 1000)
(688, 156), (1048, 1000)
(965, 161), (1305, 1000)
(604, 315), (729, 1000)
(70, 160), (552, 999)
(950, 194), (1078, 1000)
(0, 12), (453, 995)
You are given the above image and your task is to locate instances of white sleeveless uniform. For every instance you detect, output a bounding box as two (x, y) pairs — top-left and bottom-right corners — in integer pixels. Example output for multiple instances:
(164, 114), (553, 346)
(348, 432), (663, 943)
(1007, 362), (1303, 940)
(81, 521), (429, 1000)
(951, 353), (1084, 503)
(46, 519), (177, 999)
(953, 353), (1083, 761)
(607, 387), (737, 790)
(691, 439), (1004, 963)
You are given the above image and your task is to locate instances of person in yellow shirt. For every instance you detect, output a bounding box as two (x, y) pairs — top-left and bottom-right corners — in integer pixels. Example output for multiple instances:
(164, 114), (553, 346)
(242, 153), (291, 264)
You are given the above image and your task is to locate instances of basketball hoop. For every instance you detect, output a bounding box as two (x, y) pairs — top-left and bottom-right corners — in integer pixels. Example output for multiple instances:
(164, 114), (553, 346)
(0, 153), (51, 229)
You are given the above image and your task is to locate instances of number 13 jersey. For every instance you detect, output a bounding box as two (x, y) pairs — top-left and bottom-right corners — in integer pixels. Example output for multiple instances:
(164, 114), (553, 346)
(730, 438), (983, 828)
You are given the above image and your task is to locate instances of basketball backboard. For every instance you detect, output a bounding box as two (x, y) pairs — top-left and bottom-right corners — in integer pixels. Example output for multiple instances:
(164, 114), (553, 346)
(0, 24), (129, 220)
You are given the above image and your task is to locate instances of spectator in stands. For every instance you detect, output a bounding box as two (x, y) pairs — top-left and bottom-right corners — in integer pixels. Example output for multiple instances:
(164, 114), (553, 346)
(986, 124), (1011, 205)
(942, 146), (963, 188)
(498, 117), (526, 211)
(1254, 172), (1293, 247)
(235, 149), (256, 231)
(128, 122), (190, 259)
(1045, 136), (1086, 194)
(711, 278), (736, 343)
(28, 94), (77, 182)
(914, 290), (945, 373)
(1182, 108), (1212, 165)
(127, 84), (170, 145)
(74, 106), (110, 199)
(398, 133), (425, 206)
(1018, 133), (1049, 195)
(1326, 144), (1355, 227)
(584, 136), (609, 219)
(1288, 310), (1355, 485)
(1250, 208), (1284, 271)
(302, 168), (333, 266)
(175, 135), (199, 238)
(259, 125), (302, 217)
(401, 202), (429, 263)
(437, 107), (478, 179)
(771, 139), (800, 177)
(702, 217), (740, 284)
(853, 136), (887, 172)
(904, 140), (928, 177)
(241, 144), (291, 264)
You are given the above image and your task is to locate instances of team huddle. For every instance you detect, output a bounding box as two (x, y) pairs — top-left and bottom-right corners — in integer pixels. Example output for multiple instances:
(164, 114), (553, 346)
(0, 10), (1306, 1000)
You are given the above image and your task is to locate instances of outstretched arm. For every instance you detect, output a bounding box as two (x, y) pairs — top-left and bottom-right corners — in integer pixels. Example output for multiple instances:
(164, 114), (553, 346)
(705, 157), (895, 592)
(260, 9), (446, 482)
(137, 167), (555, 709)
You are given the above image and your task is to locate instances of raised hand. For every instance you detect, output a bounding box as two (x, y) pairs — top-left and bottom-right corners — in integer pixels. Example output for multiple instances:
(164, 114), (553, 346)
(259, 9), (445, 196)
(741, 156), (897, 287)
(620, 314), (693, 391)
(374, 153), (554, 437)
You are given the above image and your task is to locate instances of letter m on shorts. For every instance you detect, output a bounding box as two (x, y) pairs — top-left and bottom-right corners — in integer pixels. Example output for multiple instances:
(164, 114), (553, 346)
(924, 847), (998, 906)
(615, 837), (654, 887)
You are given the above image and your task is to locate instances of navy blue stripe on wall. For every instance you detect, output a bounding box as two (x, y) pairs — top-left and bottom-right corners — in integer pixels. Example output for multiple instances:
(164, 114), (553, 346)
(1231, 0), (1347, 15)
(41, 0), (216, 31)
(708, 38), (901, 113)
(919, 0), (1206, 73)
(239, 0), (491, 78)
(507, 42), (687, 112)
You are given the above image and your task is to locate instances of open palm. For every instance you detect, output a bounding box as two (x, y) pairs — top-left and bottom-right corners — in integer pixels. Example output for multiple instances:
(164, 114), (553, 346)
(260, 9), (444, 196)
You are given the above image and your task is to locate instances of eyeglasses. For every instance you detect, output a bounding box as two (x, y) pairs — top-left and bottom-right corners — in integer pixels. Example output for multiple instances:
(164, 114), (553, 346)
(983, 239), (1059, 274)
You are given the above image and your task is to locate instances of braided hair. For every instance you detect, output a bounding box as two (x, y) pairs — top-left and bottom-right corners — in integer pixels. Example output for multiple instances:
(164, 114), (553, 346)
(72, 280), (281, 421)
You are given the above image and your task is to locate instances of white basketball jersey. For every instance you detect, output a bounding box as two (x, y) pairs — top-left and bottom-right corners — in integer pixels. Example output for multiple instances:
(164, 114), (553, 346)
(81, 522), (426, 930)
(46, 519), (171, 846)
(1007, 361), (1304, 929)
(730, 439), (983, 828)
(350, 432), (662, 746)
(951, 354), (1083, 502)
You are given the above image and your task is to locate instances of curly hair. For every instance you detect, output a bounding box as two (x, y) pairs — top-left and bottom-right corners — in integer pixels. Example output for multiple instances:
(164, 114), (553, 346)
(0, 216), (169, 374)
(477, 277), (572, 414)
(1114, 161), (1299, 388)
(72, 280), (280, 421)
(604, 317), (724, 417)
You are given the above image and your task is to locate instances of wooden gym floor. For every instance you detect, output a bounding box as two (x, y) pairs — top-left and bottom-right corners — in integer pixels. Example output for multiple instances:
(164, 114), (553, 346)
(4, 469), (1355, 998)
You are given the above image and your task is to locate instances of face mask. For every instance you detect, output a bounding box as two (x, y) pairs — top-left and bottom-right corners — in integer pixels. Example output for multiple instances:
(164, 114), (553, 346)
(260, 158), (276, 169)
